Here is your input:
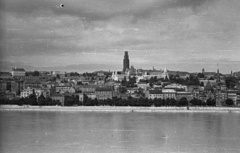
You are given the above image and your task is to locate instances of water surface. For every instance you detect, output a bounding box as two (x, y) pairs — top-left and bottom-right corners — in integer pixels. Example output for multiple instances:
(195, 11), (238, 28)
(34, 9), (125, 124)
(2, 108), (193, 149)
(0, 111), (240, 153)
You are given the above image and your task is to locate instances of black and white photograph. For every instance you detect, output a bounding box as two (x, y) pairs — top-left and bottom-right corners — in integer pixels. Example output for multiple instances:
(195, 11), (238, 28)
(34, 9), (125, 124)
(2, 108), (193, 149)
(0, 0), (240, 152)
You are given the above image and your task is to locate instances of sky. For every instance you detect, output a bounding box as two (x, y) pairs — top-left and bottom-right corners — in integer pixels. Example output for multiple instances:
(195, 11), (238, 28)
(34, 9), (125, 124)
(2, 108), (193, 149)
(0, 0), (240, 73)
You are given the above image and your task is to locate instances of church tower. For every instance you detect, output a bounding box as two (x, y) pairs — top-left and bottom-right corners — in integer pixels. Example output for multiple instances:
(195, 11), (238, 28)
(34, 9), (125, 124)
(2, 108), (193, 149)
(123, 51), (130, 72)
(217, 68), (220, 84)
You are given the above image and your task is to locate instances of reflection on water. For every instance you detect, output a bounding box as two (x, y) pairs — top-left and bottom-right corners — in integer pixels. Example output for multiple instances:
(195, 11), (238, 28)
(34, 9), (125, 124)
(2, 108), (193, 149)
(0, 111), (240, 153)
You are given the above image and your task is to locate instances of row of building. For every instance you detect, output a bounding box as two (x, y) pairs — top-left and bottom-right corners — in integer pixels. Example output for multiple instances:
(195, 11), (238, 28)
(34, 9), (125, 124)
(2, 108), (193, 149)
(1, 51), (240, 106)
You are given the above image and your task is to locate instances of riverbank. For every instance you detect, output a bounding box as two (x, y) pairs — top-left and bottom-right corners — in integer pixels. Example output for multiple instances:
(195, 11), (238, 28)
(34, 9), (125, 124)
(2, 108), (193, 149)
(1, 105), (240, 113)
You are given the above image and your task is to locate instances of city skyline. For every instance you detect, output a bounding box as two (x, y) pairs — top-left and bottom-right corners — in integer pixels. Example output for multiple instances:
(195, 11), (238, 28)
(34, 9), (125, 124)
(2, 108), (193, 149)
(1, 0), (240, 73)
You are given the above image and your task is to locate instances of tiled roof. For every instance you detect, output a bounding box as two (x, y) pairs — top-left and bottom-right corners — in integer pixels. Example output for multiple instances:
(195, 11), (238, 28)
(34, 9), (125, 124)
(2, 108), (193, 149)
(96, 87), (113, 91)
(51, 93), (64, 97)
(12, 68), (25, 71)
(204, 81), (213, 91)
(149, 90), (162, 94)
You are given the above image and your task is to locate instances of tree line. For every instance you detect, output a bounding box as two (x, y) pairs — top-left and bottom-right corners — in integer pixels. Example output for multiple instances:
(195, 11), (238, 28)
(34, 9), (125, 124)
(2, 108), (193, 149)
(81, 96), (218, 107)
(0, 94), (235, 107)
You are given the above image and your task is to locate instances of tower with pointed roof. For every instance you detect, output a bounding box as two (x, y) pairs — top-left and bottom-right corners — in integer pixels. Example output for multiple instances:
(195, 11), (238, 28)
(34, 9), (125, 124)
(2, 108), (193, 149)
(204, 81), (213, 91)
(123, 51), (130, 72)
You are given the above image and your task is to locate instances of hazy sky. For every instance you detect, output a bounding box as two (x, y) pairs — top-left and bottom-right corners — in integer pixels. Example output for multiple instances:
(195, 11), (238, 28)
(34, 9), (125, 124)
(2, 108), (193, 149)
(1, 0), (240, 73)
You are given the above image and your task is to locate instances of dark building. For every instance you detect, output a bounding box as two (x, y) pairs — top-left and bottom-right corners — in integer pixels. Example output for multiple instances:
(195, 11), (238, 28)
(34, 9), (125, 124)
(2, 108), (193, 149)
(123, 51), (130, 72)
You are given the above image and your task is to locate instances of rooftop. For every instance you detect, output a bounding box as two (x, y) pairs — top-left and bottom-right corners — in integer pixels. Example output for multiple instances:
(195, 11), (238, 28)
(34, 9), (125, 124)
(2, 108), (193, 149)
(149, 90), (162, 94)
(96, 87), (113, 91)
(12, 68), (25, 71)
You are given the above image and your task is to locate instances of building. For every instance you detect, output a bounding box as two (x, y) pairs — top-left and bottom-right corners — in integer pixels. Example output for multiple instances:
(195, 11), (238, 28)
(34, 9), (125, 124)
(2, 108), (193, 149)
(162, 89), (176, 99)
(237, 93), (240, 106)
(20, 87), (34, 98)
(176, 92), (193, 101)
(137, 82), (150, 90)
(0, 80), (23, 95)
(24, 80), (42, 89)
(79, 92), (96, 102)
(50, 93), (65, 106)
(225, 90), (240, 105)
(164, 83), (187, 91)
(55, 85), (75, 94)
(141, 68), (169, 80)
(52, 71), (66, 78)
(146, 90), (163, 99)
(12, 67), (25, 77)
(76, 85), (96, 93)
(95, 87), (113, 100)
(20, 87), (47, 98)
(146, 89), (176, 100)
(123, 51), (130, 72)
(112, 71), (128, 82)
(0, 72), (12, 79)
(204, 81), (213, 92)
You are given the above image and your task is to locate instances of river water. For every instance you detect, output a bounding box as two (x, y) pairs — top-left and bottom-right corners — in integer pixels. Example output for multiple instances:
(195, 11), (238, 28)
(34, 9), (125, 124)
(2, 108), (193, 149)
(0, 111), (240, 153)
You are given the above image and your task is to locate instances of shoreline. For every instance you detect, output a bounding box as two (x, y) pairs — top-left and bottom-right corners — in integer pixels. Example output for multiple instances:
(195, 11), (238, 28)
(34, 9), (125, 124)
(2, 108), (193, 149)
(1, 105), (240, 113)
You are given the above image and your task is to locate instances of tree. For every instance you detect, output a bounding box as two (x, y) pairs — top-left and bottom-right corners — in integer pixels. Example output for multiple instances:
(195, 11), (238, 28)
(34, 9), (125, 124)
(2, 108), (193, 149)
(45, 97), (53, 105)
(64, 95), (76, 106)
(29, 89), (38, 105)
(225, 77), (237, 89)
(225, 98), (234, 106)
(33, 71), (40, 76)
(206, 98), (216, 106)
(56, 74), (60, 79)
(179, 97), (188, 106)
(190, 98), (203, 106)
(119, 86), (127, 94)
(38, 94), (46, 105)
(208, 76), (214, 80)
(169, 98), (177, 106)
(198, 73), (204, 78)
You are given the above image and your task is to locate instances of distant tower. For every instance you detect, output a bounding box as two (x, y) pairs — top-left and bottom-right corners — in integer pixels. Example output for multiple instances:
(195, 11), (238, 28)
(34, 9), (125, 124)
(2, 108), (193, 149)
(217, 68), (220, 83)
(202, 68), (205, 74)
(216, 64), (220, 84)
(123, 51), (130, 72)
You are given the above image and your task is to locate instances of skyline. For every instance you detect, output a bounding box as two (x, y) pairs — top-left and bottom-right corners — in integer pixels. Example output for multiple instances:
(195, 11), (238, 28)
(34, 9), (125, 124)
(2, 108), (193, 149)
(1, 0), (240, 73)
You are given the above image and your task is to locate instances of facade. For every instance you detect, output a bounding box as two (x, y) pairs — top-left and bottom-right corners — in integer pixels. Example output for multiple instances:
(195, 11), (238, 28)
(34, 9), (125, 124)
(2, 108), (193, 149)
(0, 80), (22, 95)
(162, 89), (176, 99)
(146, 89), (176, 100)
(142, 68), (169, 80)
(146, 90), (164, 99)
(24, 81), (42, 89)
(50, 94), (65, 105)
(52, 71), (66, 78)
(20, 88), (34, 98)
(20, 87), (46, 98)
(12, 68), (25, 77)
(0, 72), (12, 79)
(95, 87), (113, 100)
(123, 51), (130, 72)
(112, 71), (128, 82)
(237, 93), (240, 106)
(76, 85), (96, 93)
(55, 86), (75, 94)
(164, 83), (187, 91)
(79, 92), (96, 102)
(137, 82), (150, 90)
(176, 92), (193, 101)
(4, 92), (16, 100)
(225, 90), (240, 105)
